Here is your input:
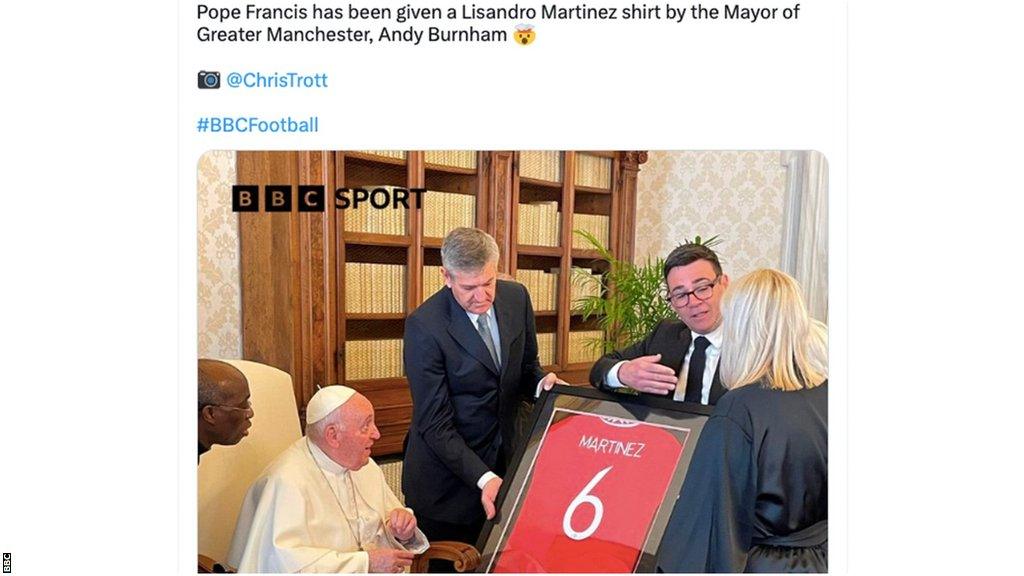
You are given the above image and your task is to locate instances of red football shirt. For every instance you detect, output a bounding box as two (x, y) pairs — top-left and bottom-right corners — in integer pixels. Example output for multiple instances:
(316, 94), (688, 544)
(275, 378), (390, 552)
(492, 411), (687, 573)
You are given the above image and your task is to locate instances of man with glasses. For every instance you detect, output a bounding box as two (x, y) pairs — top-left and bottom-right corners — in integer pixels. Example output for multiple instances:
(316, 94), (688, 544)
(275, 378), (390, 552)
(590, 243), (730, 405)
(198, 359), (254, 462)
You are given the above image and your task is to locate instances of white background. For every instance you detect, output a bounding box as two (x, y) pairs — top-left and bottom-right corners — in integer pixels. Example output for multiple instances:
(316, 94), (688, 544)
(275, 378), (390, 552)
(2, 0), (1022, 574)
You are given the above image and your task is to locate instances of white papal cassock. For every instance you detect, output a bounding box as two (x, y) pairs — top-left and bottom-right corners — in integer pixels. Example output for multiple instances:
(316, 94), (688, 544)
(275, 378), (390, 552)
(227, 437), (429, 573)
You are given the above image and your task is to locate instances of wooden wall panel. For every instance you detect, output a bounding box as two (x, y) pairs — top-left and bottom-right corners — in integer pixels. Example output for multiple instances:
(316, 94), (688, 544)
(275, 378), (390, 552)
(296, 151), (335, 419)
(239, 152), (299, 388)
(617, 151), (648, 262)
(489, 152), (514, 274)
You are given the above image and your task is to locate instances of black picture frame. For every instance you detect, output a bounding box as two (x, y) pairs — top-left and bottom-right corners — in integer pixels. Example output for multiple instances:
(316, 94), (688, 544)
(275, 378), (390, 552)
(475, 385), (713, 573)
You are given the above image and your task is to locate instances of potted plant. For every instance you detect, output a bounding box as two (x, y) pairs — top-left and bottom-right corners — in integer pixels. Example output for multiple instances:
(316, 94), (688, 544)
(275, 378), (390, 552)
(571, 230), (721, 355)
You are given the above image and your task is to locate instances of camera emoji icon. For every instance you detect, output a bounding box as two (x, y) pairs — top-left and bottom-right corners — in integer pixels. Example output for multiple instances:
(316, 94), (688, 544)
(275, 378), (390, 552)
(198, 71), (221, 89)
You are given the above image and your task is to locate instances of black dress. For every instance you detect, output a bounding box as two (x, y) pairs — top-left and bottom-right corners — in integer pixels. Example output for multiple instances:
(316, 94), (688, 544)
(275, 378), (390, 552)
(656, 381), (828, 573)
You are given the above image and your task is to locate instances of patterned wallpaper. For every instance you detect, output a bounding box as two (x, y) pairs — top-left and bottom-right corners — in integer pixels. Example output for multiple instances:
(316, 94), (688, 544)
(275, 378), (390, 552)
(634, 151), (788, 279)
(197, 151), (241, 359)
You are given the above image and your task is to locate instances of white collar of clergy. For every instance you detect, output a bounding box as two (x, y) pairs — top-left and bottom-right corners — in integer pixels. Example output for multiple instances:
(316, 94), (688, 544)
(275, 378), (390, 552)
(305, 437), (351, 477)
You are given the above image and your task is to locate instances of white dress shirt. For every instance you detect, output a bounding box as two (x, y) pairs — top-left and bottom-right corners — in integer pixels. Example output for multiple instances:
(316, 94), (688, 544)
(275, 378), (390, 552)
(606, 323), (724, 405)
(672, 324), (723, 404)
(465, 308), (501, 364)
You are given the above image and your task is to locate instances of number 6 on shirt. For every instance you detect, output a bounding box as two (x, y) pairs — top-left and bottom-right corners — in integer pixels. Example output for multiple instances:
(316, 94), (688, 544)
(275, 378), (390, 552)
(562, 466), (612, 541)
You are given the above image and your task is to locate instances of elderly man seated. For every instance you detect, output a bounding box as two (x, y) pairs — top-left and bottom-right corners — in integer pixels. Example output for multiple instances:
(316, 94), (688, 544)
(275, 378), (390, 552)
(227, 386), (429, 573)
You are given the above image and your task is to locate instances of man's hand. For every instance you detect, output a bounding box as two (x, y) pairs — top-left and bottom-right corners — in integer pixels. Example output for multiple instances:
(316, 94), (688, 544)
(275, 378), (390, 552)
(481, 476), (503, 519)
(368, 549), (415, 573)
(387, 508), (417, 543)
(540, 372), (569, 392)
(617, 354), (677, 394)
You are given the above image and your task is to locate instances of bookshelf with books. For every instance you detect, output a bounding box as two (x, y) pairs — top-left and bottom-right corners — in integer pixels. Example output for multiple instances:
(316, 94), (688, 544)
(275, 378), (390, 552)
(516, 151), (564, 251)
(506, 151), (644, 384)
(341, 150), (487, 455)
(237, 150), (645, 456)
(567, 327), (606, 365)
(421, 264), (447, 300)
(571, 152), (615, 257)
(340, 151), (412, 245)
(569, 263), (606, 312)
(514, 256), (560, 314)
(339, 151), (418, 455)
(422, 154), (481, 243)
(420, 152), (485, 317)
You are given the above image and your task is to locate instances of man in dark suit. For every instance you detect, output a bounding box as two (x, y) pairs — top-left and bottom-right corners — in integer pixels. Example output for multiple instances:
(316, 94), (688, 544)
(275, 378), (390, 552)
(590, 243), (730, 405)
(402, 227), (563, 546)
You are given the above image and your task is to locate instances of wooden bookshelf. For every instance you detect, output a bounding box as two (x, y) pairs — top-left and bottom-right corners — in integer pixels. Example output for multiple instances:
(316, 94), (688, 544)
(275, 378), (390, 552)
(344, 150), (408, 166)
(508, 151), (640, 384)
(517, 245), (564, 257)
(574, 184), (613, 194)
(343, 232), (412, 247)
(424, 163), (478, 176)
(237, 150), (646, 455)
(571, 249), (603, 259)
(519, 176), (562, 188)
(346, 313), (406, 320)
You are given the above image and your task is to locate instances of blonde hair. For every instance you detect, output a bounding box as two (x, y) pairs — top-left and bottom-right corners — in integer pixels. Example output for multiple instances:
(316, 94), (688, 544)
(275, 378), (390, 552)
(719, 269), (828, 391)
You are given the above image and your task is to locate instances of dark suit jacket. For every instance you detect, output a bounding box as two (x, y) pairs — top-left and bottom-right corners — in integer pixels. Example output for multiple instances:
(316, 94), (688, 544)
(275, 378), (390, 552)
(589, 318), (727, 405)
(402, 280), (545, 524)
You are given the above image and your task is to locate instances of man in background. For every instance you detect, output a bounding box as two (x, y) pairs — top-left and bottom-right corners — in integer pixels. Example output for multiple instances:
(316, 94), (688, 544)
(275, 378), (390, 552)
(590, 243), (730, 405)
(198, 359), (254, 462)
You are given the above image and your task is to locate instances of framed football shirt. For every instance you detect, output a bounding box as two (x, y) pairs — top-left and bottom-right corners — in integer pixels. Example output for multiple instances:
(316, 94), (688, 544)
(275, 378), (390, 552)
(477, 385), (711, 573)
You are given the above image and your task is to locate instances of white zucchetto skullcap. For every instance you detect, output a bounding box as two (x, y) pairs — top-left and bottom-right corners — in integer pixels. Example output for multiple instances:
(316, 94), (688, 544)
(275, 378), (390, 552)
(306, 385), (357, 425)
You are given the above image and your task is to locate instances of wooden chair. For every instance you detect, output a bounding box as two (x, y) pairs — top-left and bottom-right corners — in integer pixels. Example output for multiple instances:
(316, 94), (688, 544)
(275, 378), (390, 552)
(201, 546), (479, 574)
(197, 359), (480, 573)
(412, 541), (481, 573)
(197, 553), (232, 573)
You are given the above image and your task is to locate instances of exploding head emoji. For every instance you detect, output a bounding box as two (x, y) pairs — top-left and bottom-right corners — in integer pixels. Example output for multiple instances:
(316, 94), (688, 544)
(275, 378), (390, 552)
(514, 23), (535, 45)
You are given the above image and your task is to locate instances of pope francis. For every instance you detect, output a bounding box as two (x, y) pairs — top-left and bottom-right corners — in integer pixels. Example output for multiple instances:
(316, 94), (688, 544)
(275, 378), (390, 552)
(227, 386), (429, 573)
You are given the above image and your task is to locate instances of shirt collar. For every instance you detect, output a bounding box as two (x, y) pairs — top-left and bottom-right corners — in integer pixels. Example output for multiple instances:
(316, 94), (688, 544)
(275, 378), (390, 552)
(305, 437), (350, 477)
(465, 307), (492, 325)
(692, 322), (724, 349)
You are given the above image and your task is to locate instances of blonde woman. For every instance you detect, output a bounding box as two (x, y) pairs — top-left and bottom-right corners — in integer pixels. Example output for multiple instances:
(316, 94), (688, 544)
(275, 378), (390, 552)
(656, 269), (828, 573)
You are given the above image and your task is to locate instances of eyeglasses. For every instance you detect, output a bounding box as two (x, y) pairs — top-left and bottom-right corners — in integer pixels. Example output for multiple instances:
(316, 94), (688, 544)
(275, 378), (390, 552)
(204, 399), (252, 412)
(664, 275), (721, 307)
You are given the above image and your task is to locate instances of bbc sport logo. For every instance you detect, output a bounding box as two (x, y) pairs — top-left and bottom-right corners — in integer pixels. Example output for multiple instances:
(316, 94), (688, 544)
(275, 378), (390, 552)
(3, 552), (11, 574)
(232, 184), (426, 212)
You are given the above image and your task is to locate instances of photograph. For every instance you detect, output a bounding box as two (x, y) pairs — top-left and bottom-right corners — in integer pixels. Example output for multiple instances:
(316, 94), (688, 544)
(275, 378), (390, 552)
(197, 149), (828, 572)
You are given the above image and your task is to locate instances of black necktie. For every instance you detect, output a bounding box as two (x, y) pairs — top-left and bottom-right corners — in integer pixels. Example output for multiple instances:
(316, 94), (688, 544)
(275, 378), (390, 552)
(684, 336), (711, 404)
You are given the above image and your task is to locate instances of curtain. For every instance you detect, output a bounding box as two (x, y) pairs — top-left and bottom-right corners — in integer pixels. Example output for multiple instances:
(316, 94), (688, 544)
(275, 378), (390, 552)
(780, 151), (829, 323)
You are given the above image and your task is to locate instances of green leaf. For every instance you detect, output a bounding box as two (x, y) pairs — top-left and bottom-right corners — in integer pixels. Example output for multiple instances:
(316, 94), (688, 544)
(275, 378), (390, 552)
(564, 229), (718, 353)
